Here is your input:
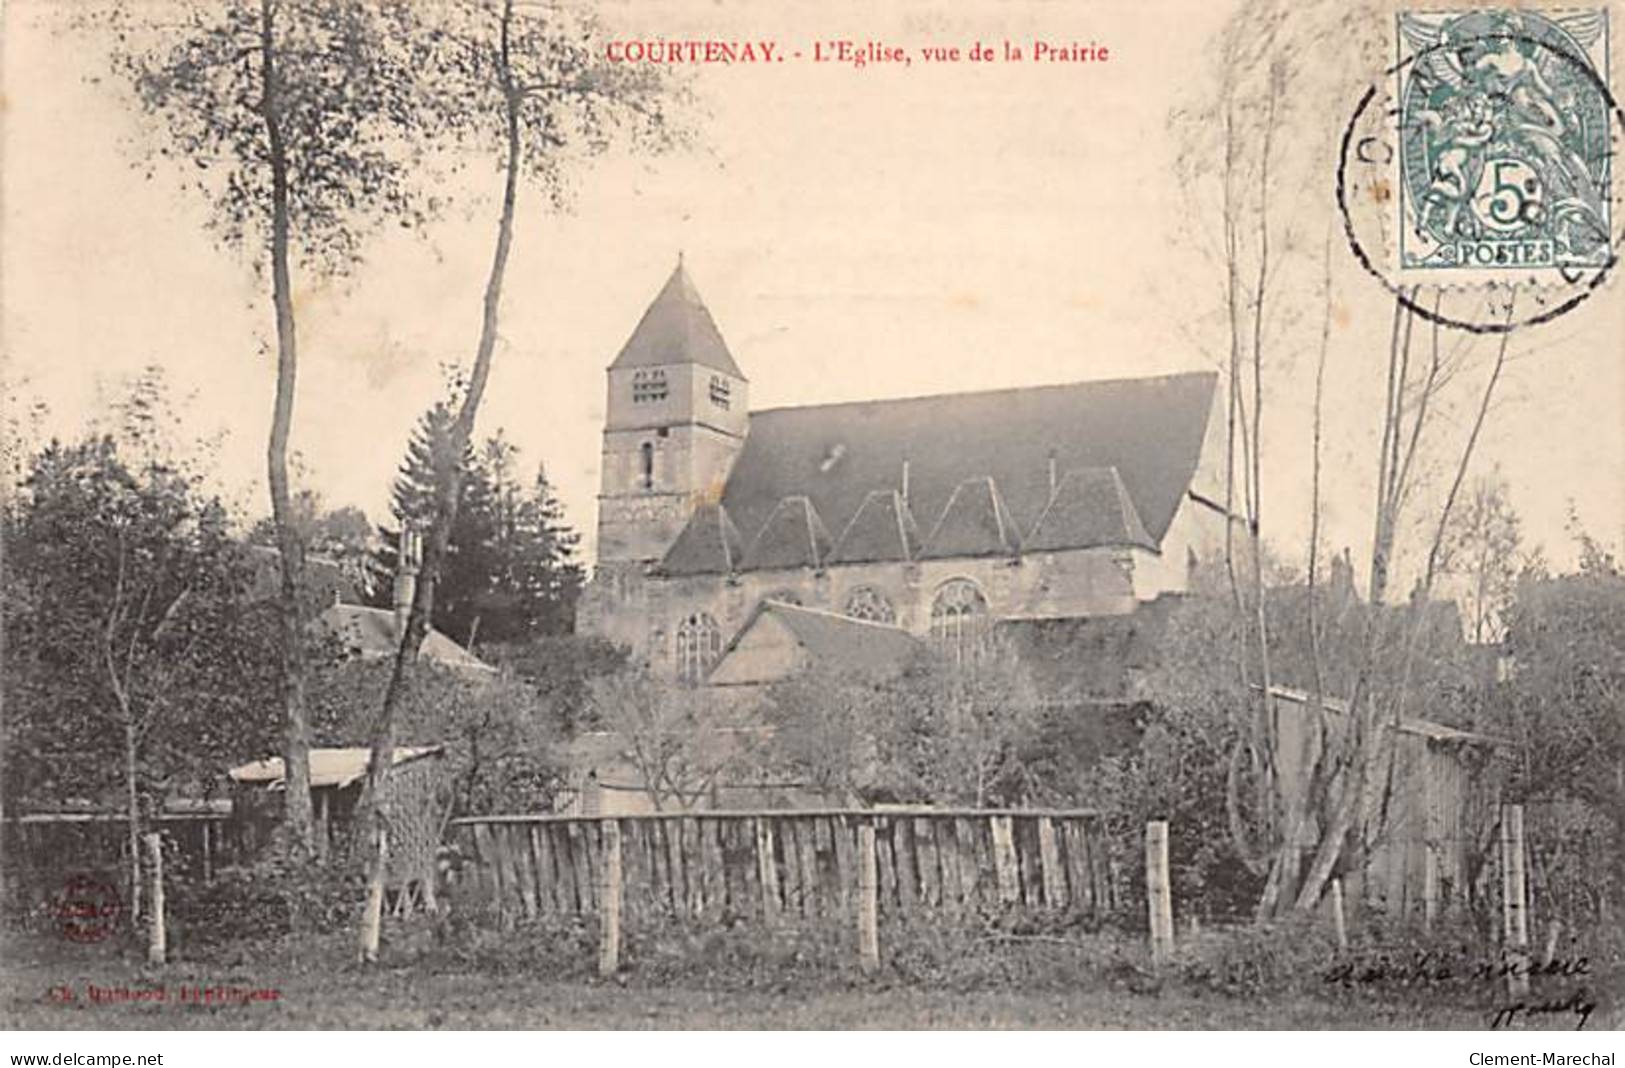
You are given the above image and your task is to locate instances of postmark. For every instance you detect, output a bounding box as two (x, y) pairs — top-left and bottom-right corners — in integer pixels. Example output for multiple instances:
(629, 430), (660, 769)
(1337, 7), (1625, 332)
(53, 872), (124, 944)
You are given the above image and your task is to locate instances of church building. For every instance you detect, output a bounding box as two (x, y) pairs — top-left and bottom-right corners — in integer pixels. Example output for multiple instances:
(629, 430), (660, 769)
(577, 261), (1234, 685)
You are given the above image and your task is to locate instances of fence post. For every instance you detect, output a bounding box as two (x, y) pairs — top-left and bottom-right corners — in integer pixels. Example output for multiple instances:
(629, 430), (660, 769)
(358, 827), (388, 964)
(599, 819), (623, 977)
(1330, 877), (1349, 952)
(143, 833), (165, 966)
(1500, 804), (1529, 998)
(857, 821), (879, 976)
(1145, 821), (1174, 967)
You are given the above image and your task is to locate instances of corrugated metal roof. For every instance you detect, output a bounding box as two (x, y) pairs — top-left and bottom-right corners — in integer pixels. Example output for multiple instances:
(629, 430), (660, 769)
(228, 746), (444, 790)
(608, 263), (745, 378)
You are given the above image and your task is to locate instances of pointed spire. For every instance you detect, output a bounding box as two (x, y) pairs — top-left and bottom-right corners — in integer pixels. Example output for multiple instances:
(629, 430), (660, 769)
(609, 259), (745, 379)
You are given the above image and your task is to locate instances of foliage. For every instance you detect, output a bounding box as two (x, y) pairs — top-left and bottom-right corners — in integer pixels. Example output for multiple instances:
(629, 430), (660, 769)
(306, 657), (567, 818)
(369, 403), (583, 646)
(485, 633), (628, 735)
(1492, 553), (1625, 911)
(1174, 917), (1340, 998)
(759, 641), (1048, 808)
(248, 488), (373, 594)
(585, 669), (761, 811)
(1, 433), (278, 811)
(1439, 472), (1523, 644)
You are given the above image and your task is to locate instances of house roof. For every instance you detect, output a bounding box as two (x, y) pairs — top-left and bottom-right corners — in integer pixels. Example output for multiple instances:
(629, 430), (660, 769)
(710, 600), (923, 683)
(318, 604), (495, 674)
(660, 502), (746, 576)
(716, 371), (1217, 566)
(609, 262), (745, 378)
(740, 496), (833, 571)
(828, 489), (921, 565)
(228, 746), (445, 790)
(920, 476), (1022, 559)
(1025, 467), (1156, 552)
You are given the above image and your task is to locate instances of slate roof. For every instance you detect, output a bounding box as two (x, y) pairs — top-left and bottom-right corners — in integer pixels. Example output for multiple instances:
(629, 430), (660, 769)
(713, 600), (923, 682)
(318, 604), (495, 674)
(660, 502), (746, 575)
(921, 476), (1022, 559)
(609, 262), (745, 378)
(229, 746), (444, 790)
(828, 489), (921, 565)
(718, 371), (1217, 563)
(1025, 467), (1155, 552)
(741, 496), (833, 571)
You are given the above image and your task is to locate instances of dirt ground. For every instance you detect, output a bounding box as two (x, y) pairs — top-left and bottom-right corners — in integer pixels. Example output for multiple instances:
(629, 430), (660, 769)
(3, 932), (1607, 1030)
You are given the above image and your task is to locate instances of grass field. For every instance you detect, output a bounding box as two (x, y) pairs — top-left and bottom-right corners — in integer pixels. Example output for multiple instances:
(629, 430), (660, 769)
(3, 931), (1609, 1030)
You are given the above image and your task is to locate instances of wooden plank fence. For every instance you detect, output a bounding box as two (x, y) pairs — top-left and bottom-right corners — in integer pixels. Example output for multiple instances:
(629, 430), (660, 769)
(447, 809), (1114, 935)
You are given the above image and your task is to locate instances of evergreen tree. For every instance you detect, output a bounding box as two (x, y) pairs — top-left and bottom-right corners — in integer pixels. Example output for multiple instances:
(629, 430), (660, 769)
(370, 406), (582, 646)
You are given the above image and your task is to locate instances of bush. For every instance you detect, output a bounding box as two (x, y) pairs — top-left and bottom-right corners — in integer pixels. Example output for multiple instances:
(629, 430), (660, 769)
(1173, 917), (1340, 998)
(170, 839), (368, 958)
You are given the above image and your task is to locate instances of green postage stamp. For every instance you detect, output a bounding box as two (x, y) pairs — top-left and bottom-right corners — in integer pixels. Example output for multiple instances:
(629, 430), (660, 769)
(1397, 9), (1613, 273)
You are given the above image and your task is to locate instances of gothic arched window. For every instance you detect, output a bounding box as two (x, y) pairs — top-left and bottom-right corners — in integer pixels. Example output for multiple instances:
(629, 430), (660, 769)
(929, 579), (989, 664)
(843, 586), (895, 624)
(675, 612), (723, 683)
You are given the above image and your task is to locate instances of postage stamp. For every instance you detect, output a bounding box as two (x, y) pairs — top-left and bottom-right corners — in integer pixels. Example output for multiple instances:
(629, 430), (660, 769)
(1395, 9), (1613, 274)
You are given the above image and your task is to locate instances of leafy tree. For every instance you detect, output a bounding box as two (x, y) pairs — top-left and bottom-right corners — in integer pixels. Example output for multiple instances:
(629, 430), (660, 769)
(1439, 473), (1522, 644)
(111, 0), (436, 855)
(369, 406), (583, 645)
(1495, 551), (1625, 915)
(1, 434), (279, 917)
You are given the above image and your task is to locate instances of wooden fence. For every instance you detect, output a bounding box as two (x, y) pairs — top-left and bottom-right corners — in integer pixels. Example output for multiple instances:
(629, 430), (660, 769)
(447, 809), (1115, 932)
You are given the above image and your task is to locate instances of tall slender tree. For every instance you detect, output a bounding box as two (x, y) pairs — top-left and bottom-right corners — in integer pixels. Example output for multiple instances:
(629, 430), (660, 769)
(356, 0), (690, 960)
(109, 0), (434, 855)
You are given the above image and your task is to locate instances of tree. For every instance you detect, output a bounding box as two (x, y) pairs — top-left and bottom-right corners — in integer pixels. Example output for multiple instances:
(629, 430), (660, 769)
(369, 408), (582, 646)
(356, 0), (691, 959)
(1439, 473), (1522, 644)
(586, 669), (757, 812)
(1, 434), (278, 917)
(111, 0), (435, 856)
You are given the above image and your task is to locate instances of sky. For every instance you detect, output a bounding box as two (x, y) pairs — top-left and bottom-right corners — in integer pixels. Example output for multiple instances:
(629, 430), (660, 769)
(3, 0), (1622, 587)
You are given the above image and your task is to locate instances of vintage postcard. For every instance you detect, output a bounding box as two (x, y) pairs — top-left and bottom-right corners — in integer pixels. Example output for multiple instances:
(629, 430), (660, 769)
(2, 0), (1623, 1044)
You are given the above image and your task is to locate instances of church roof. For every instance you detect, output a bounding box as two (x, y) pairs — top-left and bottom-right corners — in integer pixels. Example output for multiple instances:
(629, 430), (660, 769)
(920, 477), (1022, 559)
(609, 262), (745, 379)
(828, 489), (921, 565)
(714, 371), (1215, 565)
(741, 496), (833, 571)
(659, 502), (745, 576)
(1024, 467), (1155, 552)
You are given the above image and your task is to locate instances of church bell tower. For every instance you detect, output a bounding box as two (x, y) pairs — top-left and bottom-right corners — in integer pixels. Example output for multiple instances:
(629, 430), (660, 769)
(595, 258), (750, 568)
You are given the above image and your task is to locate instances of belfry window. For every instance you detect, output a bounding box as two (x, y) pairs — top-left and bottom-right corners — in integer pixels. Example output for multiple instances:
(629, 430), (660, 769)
(640, 442), (654, 490)
(633, 369), (668, 403)
(675, 612), (723, 683)
(929, 579), (990, 666)
(709, 375), (731, 410)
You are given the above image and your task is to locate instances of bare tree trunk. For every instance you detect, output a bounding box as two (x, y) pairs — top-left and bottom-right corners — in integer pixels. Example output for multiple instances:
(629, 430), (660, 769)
(259, 0), (314, 857)
(357, 0), (522, 958)
(124, 722), (142, 922)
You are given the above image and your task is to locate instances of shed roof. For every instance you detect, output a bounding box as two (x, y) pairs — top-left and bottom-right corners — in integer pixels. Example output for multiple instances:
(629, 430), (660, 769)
(228, 746), (445, 790)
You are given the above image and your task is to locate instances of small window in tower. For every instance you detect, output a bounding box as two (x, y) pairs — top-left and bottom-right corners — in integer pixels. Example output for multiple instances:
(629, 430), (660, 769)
(640, 441), (654, 490)
(633, 369), (668, 404)
(709, 375), (731, 410)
